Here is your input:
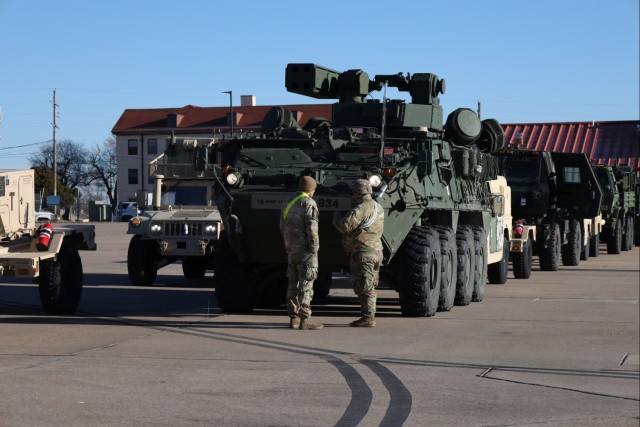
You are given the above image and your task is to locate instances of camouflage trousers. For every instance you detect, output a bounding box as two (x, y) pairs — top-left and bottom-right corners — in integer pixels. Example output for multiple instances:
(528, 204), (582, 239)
(349, 250), (383, 318)
(286, 253), (318, 320)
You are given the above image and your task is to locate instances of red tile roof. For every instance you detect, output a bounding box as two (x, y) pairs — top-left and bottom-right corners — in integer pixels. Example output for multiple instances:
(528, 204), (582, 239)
(112, 106), (639, 171)
(111, 104), (333, 135)
(502, 121), (640, 170)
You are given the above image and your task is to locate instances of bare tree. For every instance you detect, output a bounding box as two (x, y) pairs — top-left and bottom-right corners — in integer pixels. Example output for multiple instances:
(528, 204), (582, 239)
(86, 136), (118, 206)
(29, 138), (92, 219)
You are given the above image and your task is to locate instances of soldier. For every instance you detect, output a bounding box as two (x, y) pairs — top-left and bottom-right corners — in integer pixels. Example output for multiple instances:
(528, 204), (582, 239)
(333, 179), (385, 327)
(279, 176), (323, 330)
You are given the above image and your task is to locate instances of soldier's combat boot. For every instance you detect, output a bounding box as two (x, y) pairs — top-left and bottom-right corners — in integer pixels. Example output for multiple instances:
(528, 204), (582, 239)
(300, 318), (324, 330)
(350, 317), (376, 327)
(289, 317), (301, 329)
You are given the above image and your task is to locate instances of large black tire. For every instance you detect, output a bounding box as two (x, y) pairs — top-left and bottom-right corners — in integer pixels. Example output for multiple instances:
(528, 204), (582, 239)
(513, 238), (533, 279)
(127, 235), (158, 286)
(635, 216), (640, 247)
(182, 257), (207, 280)
(621, 217), (633, 251)
(607, 223), (622, 254)
(213, 232), (255, 313)
(398, 226), (441, 317)
(561, 219), (581, 266)
(434, 226), (457, 312)
(488, 236), (509, 285)
(471, 226), (487, 302)
(589, 232), (600, 257)
(539, 223), (561, 271)
(580, 230), (590, 261)
(313, 271), (332, 301)
(455, 226), (475, 306)
(38, 243), (83, 315)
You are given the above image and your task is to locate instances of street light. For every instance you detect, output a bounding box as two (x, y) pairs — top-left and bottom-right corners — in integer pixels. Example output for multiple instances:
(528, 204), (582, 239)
(222, 90), (233, 137)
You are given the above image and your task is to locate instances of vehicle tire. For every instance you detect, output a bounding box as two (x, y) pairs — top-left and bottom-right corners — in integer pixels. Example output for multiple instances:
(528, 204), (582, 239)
(213, 232), (255, 313)
(513, 238), (533, 279)
(471, 225), (487, 302)
(313, 271), (332, 301)
(455, 226), (475, 306)
(182, 257), (207, 280)
(488, 236), (509, 285)
(434, 226), (457, 311)
(621, 217), (633, 251)
(398, 226), (441, 317)
(589, 232), (600, 257)
(635, 216), (640, 247)
(539, 223), (560, 271)
(38, 243), (83, 315)
(607, 223), (622, 254)
(127, 235), (158, 286)
(561, 219), (581, 266)
(580, 230), (590, 261)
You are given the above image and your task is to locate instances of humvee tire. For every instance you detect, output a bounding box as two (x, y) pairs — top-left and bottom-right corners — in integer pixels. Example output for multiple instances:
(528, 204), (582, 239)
(513, 238), (533, 279)
(127, 235), (158, 286)
(488, 236), (509, 285)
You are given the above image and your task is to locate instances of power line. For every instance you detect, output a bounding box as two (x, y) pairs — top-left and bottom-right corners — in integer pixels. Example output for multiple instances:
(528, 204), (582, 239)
(0, 140), (51, 150)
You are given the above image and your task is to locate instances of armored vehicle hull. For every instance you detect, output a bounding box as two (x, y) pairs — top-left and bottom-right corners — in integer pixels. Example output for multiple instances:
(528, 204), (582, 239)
(205, 63), (511, 316)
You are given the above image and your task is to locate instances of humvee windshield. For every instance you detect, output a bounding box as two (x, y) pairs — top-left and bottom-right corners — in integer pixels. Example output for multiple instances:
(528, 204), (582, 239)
(504, 158), (541, 183)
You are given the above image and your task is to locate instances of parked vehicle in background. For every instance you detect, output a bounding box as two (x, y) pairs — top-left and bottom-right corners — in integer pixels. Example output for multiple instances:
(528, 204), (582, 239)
(594, 164), (637, 253)
(125, 137), (222, 286)
(494, 149), (603, 272)
(116, 201), (140, 222)
(35, 211), (57, 222)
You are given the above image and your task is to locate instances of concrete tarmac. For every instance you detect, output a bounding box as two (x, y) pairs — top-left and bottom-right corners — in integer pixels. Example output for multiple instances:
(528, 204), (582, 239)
(1, 222), (638, 426)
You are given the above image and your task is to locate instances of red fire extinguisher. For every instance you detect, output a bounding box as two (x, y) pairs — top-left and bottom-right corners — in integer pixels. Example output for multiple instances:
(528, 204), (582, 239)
(36, 222), (54, 251)
(514, 220), (524, 238)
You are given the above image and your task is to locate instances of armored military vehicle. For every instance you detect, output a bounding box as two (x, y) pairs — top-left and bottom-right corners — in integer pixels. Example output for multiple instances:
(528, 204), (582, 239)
(200, 63), (511, 317)
(494, 149), (603, 273)
(0, 169), (97, 314)
(126, 137), (223, 285)
(594, 164), (637, 253)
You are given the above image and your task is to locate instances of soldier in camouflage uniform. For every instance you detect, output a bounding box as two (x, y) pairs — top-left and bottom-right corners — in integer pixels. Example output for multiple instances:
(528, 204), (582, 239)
(332, 179), (385, 327)
(279, 176), (323, 330)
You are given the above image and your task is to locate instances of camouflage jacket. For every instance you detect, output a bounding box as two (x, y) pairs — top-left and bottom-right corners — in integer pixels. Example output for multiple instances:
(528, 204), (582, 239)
(332, 194), (384, 253)
(279, 192), (320, 254)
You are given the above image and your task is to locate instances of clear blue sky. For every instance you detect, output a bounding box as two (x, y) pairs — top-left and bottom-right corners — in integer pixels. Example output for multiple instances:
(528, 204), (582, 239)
(1, 0), (638, 170)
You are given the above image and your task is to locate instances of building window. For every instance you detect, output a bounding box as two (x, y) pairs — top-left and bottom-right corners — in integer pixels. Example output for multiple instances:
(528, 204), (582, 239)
(148, 139), (158, 155)
(128, 139), (138, 155)
(563, 166), (581, 183)
(128, 168), (138, 185)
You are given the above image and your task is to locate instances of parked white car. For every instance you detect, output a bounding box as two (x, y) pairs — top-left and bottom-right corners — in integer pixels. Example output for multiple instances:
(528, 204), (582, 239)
(116, 202), (140, 222)
(35, 211), (58, 222)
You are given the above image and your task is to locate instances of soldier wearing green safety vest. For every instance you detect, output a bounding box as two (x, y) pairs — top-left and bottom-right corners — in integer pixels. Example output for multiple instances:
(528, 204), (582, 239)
(279, 176), (323, 330)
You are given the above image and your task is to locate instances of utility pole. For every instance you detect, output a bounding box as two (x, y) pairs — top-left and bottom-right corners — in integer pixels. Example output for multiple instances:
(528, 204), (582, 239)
(477, 100), (481, 120)
(52, 89), (58, 202)
(222, 90), (233, 137)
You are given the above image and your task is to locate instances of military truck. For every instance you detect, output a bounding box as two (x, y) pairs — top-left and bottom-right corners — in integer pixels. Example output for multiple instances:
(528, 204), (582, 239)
(0, 169), (97, 314)
(494, 149), (603, 273)
(125, 136), (223, 285)
(199, 63), (512, 317)
(594, 164), (637, 253)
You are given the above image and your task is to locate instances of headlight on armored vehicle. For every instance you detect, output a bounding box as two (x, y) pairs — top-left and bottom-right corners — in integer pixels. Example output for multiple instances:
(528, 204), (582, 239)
(368, 174), (383, 189)
(204, 223), (218, 235)
(150, 222), (162, 235)
(225, 173), (242, 187)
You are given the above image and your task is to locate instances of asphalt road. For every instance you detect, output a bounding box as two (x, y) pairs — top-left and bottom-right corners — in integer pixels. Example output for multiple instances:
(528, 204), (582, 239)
(1, 222), (639, 426)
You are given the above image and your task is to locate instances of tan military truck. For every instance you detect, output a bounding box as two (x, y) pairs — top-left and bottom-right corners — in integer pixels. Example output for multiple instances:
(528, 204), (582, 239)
(0, 169), (96, 314)
(125, 137), (222, 285)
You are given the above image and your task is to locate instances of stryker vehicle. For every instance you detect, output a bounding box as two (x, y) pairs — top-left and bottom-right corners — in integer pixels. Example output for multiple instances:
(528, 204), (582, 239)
(494, 149), (603, 273)
(594, 164), (637, 253)
(199, 63), (512, 317)
(126, 137), (222, 285)
(0, 169), (97, 314)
